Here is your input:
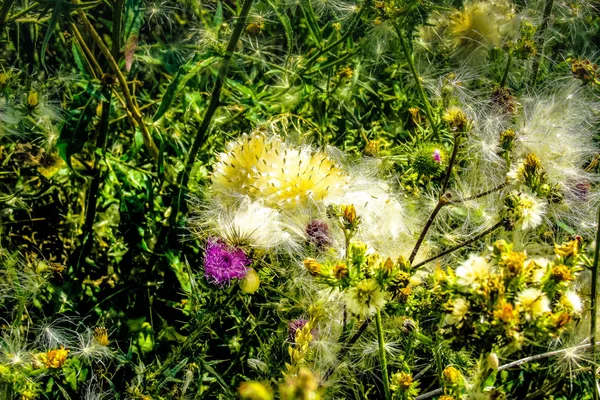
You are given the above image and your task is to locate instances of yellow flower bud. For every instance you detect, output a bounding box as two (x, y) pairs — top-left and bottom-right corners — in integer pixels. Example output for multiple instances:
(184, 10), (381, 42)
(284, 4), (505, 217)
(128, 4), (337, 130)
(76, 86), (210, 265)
(240, 268), (260, 294)
(27, 91), (39, 108)
(303, 258), (323, 277)
(487, 352), (500, 370)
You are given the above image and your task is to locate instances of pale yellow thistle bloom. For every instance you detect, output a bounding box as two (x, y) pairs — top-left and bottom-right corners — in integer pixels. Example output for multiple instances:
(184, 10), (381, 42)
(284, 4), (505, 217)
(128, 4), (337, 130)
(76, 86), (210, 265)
(519, 192), (546, 230)
(455, 254), (491, 288)
(516, 288), (551, 320)
(211, 133), (348, 209)
(344, 279), (387, 317)
(562, 291), (582, 313)
(446, 0), (515, 63)
(445, 297), (469, 325)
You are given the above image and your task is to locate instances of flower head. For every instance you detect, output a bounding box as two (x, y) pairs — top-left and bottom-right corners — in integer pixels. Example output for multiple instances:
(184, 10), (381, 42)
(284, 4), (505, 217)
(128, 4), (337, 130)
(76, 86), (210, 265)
(344, 279), (387, 317)
(455, 255), (491, 288)
(445, 297), (469, 325)
(516, 288), (551, 320)
(204, 238), (251, 285)
(519, 192), (546, 230)
(211, 133), (347, 209)
(305, 220), (333, 249)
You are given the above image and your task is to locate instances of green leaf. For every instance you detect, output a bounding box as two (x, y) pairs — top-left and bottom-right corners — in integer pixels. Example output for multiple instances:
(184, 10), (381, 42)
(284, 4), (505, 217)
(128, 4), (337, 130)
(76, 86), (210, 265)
(266, 0), (293, 63)
(57, 95), (96, 171)
(123, 0), (144, 70)
(153, 54), (217, 121)
(71, 41), (89, 77)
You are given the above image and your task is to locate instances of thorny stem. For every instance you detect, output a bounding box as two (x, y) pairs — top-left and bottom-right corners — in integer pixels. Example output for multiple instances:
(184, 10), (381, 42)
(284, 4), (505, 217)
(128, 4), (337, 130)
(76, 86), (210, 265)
(409, 132), (462, 264)
(75, 7), (159, 160)
(395, 24), (438, 138)
(530, 0), (554, 86)
(77, 80), (113, 272)
(500, 50), (513, 88)
(441, 133), (461, 193)
(591, 205), (600, 398)
(303, 0), (370, 72)
(111, 0), (124, 58)
(376, 310), (392, 400)
(416, 341), (600, 400)
(409, 196), (449, 264)
(449, 182), (508, 204)
(69, 22), (102, 78)
(412, 220), (505, 269)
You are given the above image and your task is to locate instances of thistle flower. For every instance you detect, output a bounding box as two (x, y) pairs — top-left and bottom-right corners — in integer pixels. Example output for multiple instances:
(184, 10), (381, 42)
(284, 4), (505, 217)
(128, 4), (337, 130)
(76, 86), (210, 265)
(305, 220), (333, 249)
(203, 238), (251, 285)
(445, 297), (469, 326)
(455, 255), (491, 288)
(516, 288), (551, 320)
(344, 279), (387, 317)
(445, 0), (515, 64)
(211, 133), (347, 209)
(561, 291), (582, 313)
(39, 346), (69, 368)
(518, 192), (546, 230)
(190, 197), (299, 251)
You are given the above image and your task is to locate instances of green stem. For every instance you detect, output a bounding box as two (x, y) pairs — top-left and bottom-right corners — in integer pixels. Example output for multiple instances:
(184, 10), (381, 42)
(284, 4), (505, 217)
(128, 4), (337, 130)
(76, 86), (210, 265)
(112, 0), (124, 58)
(500, 50), (512, 88)
(530, 0), (554, 86)
(168, 0), (255, 231)
(376, 310), (392, 400)
(395, 23), (438, 138)
(0, 0), (15, 27)
(591, 205), (600, 398)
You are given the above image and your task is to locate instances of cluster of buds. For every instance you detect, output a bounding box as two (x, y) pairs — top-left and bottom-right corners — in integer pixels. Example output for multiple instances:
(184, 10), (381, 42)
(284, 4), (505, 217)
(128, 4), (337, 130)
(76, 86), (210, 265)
(390, 371), (421, 398)
(439, 239), (583, 356)
(509, 153), (562, 202)
(497, 128), (515, 160)
(510, 21), (537, 60)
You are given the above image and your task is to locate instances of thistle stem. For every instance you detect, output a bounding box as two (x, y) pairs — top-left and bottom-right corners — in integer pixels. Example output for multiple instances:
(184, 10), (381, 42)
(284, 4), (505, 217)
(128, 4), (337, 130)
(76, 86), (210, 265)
(412, 220), (505, 269)
(165, 0), (255, 246)
(395, 23), (438, 138)
(530, 0), (554, 86)
(409, 133), (462, 264)
(591, 204), (600, 398)
(448, 182), (508, 204)
(75, 7), (159, 160)
(500, 50), (512, 88)
(376, 310), (392, 400)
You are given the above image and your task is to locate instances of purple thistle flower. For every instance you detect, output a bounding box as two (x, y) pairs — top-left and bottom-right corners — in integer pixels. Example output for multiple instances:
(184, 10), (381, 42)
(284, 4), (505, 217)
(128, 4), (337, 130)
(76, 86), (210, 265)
(204, 238), (251, 285)
(305, 220), (333, 249)
(432, 149), (442, 164)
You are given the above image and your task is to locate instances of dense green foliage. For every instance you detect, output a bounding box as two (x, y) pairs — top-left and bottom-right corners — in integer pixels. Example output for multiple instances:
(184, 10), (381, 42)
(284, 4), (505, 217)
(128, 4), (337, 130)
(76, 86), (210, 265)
(1, 0), (600, 399)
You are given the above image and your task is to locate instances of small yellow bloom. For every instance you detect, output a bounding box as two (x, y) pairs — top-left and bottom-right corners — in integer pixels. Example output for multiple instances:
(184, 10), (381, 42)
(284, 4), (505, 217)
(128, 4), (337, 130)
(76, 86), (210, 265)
(27, 91), (39, 108)
(41, 346), (69, 368)
(94, 327), (110, 346)
(442, 366), (462, 385)
(555, 239), (579, 258)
